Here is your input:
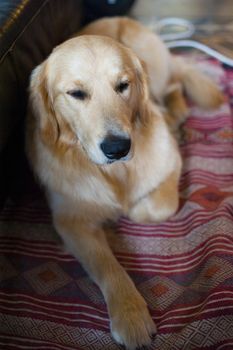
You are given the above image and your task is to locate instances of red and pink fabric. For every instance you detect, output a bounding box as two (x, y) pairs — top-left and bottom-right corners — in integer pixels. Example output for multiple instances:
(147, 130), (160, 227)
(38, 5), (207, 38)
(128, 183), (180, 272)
(0, 57), (233, 349)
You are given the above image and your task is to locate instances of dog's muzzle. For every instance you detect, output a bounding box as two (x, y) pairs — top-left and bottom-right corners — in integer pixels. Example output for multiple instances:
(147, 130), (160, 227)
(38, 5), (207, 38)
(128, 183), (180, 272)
(100, 134), (131, 161)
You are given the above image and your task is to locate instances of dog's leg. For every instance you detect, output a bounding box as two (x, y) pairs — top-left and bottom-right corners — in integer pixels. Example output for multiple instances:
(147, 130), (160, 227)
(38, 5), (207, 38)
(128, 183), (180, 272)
(162, 84), (189, 139)
(54, 214), (156, 349)
(164, 84), (189, 128)
(171, 56), (224, 109)
(129, 168), (180, 224)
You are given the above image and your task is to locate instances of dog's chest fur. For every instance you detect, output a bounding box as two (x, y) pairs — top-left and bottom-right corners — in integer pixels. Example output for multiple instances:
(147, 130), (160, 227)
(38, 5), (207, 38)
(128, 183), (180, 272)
(35, 111), (179, 222)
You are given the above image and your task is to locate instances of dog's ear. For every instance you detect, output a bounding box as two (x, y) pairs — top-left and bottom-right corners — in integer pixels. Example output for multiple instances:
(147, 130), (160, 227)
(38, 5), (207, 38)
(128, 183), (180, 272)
(29, 61), (76, 151)
(132, 56), (150, 124)
(29, 61), (60, 147)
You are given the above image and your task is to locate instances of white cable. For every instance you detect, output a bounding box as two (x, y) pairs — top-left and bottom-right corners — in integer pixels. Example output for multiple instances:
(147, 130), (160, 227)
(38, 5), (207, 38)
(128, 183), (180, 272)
(156, 17), (195, 41)
(167, 39), (233, 67)
(155, 17), (233, 67)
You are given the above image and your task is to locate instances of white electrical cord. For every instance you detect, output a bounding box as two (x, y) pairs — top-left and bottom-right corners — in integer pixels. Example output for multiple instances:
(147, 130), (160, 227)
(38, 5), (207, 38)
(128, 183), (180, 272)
(167, 40), (233, 67)
(156, 17), (195, 41)
(156, 17), (233, 67)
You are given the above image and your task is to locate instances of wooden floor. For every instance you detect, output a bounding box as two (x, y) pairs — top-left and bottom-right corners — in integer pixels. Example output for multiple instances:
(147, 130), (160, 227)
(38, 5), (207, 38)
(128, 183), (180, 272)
(131, 0), (233, 22)
(130, 0), (233, 58)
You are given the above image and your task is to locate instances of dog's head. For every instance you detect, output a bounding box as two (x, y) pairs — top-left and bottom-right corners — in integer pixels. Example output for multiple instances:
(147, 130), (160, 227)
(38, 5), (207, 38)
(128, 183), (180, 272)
(29, 35), (149, 165)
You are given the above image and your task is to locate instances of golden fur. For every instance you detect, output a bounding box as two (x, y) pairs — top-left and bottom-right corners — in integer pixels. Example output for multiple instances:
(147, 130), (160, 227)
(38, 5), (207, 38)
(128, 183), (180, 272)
(26, 17), (223, 350)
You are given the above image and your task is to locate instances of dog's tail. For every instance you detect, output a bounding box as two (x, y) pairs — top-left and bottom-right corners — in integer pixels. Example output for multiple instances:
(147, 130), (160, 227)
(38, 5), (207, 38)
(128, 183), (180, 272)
(171, 56), (224, 109)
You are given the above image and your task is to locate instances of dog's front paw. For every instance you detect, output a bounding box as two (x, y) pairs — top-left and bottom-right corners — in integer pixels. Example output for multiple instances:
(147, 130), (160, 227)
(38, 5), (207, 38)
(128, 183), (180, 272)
(129, 196), (175, 224)
(128, 197), (156, 223)
(129, 186), (179, 224)
(109, 296), (156, 350)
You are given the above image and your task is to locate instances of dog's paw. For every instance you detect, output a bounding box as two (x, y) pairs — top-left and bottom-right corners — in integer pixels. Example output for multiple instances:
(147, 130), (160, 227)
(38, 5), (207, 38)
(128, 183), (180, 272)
(128, 198), (156, 223)
(129, 196), (176, 224)
(129, 181), (179, 225)
(110, 298), (156, 350)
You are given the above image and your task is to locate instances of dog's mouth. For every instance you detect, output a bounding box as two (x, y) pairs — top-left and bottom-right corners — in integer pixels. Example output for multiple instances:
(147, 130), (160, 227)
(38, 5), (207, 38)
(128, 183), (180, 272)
(106, 151), (132, 164)
(87, 149), (133, 166)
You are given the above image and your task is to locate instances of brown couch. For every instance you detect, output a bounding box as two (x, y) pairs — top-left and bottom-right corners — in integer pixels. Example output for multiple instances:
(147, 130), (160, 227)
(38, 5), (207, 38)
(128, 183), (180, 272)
(0, 0), (85, 208)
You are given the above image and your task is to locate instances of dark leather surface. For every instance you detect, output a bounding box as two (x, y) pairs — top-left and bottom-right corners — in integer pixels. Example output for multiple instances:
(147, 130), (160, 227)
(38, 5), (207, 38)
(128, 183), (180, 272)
(0, 0), (83, 205)
(0, 0), (47, 60)
(0, 0), (83, 151)
(84, 0), (135, 24)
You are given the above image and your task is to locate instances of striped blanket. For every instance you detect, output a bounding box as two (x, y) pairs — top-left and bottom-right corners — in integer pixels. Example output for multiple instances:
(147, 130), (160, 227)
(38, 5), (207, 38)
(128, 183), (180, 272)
(0, 58), (233, 349)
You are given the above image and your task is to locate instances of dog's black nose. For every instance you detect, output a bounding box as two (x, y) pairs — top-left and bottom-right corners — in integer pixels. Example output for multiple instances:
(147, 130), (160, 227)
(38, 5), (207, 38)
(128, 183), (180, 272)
(100, 134), (131, 160)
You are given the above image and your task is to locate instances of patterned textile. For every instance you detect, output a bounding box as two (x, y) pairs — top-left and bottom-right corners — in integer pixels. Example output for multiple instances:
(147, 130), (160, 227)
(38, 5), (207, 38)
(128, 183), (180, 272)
(0, 58), (233, 350)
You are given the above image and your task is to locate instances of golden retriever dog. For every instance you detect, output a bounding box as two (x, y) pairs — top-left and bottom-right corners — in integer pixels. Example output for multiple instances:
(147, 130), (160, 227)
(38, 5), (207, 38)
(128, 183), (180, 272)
(26, 17), (223, 350)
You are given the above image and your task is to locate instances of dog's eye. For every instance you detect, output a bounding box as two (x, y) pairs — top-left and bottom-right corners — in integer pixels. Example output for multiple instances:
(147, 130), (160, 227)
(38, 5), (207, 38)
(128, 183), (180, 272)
(116, 81), (129, 94)
(67, 89), (88, 100)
